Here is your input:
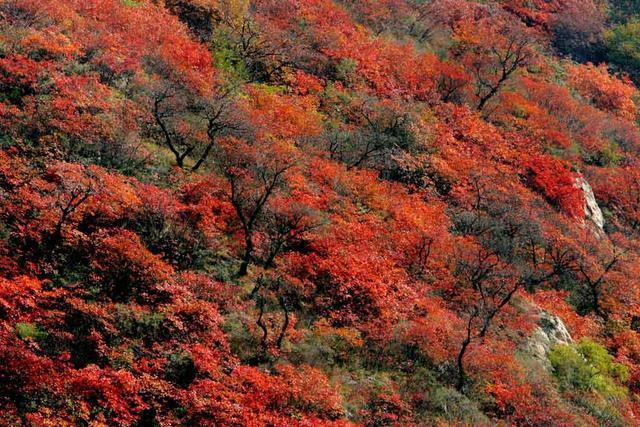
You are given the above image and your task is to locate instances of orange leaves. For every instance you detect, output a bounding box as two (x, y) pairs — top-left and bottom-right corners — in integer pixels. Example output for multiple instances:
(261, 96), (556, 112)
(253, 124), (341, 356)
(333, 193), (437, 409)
(244, 86), (323, 141)
(451, 9), (536, 110)
(434, 60), (472, 103)
(1, 0), (216, 158)
(0, 54), (44, 88)
(88, 168), (142, 224)
(486, 376), (578, 426)
(517, 74), (639, 162)
(281, 1), (447, 102)
(290, 70), (325, 95)
(494, 89), (572, 149)
(567, 62), (638, 121)
(342, 41), (439, 101)
(179, 175), (236, 242)
(41, 74), (115, 142)
(13, 0), (211, 77)
(6, 0), (640, 424)
(21, 0), (213, 86)
(157, 31), (215, 91)
(282, 168), (451, 330)
(216, 135), (299, 201)
(591, 165), (640, 230)
(294, 0), (365, 51)
(30, 162), (141, 240)
(531, 290), (599, 339)
(502, 0), (564, 27)
(356, 382), (410, 426)
(260, 364), (345, 419)
(20, 29), (79, 59)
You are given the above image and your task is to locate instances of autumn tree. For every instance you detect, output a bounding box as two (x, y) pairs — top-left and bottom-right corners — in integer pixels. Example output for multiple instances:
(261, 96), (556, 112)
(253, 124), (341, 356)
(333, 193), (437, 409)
(209, 0), (295, 83)
(454, 16), (534, 111)
(573, 236), (626, 319)
(407, 0), (476, 43)
(567, 62), (638, 121)
(91, 228), (176, 303)
(6, 0), (640, 424)
(434, 60), (472, 104)
(326, 99), (415, 171)
(146, 73), (238, 170)
(256, 198), (323, 269)
(452, 240), (518, 390)
(523, 154), (584, 219)
(248, 273), (306, 352)
(593, 166), (640, 232)
(213, 137), (298, 276)
(449, 177), (557, 390)
(44, 164), (96, 246)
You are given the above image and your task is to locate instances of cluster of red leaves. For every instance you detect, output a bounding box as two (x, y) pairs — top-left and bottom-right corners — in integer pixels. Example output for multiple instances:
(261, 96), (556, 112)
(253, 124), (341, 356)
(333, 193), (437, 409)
(524, 155), (585, 219)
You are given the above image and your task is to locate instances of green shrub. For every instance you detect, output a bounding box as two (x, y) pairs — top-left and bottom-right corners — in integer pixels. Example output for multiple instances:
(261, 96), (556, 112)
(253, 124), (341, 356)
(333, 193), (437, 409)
(15, 322), (47, 342)
(286, 323), (363, 369)
(605, 19), (640, 83)
(334, 58), (358, 85)
(549, 338), (628, 399)
(115, 305), (166, 344)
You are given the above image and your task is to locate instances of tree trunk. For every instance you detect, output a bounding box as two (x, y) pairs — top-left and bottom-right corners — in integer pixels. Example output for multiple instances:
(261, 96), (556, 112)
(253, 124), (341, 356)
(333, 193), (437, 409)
(456, 337), (471, 391)
(238, 233), (254, 276)
(276, 297), (289, 349)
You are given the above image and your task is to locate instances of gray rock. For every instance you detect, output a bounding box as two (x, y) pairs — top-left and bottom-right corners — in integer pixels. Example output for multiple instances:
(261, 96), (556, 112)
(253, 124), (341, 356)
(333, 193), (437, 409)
(576, 176), (604, 234)
(522, 311), (572, 369)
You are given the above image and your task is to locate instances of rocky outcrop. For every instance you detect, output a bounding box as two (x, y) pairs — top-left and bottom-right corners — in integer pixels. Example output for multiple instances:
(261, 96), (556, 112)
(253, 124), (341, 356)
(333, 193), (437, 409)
(521, 311), (572, 369)
(576, 176), (604, 234)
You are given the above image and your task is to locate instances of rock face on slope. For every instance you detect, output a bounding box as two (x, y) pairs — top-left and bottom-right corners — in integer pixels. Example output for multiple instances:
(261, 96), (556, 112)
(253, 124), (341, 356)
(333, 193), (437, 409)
(576, 176), (605, 234)
(522, 311), (573, 369)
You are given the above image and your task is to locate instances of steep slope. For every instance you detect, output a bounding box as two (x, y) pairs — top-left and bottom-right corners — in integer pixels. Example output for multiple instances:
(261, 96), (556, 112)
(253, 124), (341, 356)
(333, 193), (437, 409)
(1, 0), (640, 425)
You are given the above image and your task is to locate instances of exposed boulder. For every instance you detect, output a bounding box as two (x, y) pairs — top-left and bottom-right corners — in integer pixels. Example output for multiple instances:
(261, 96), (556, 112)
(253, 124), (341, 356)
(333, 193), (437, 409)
(576, 176), (604, 234)
(522, 311), (573, 369)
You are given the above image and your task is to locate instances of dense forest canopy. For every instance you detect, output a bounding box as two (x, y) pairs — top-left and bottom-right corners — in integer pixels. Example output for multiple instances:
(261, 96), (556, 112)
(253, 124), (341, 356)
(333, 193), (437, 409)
(3, 0), (640, 425)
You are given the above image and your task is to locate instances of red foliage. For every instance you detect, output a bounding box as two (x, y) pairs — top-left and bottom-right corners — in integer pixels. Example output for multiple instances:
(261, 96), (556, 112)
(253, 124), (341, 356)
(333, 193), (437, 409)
(524, 155), (584, 218)
(3, 0), (640, 424)
(70, 366), (146, 425)
(91, 229), (176, 303)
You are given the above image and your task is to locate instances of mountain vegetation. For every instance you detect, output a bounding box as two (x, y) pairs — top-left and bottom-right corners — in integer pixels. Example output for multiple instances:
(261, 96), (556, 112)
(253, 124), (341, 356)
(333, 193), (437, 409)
(2, 0), (640, 425)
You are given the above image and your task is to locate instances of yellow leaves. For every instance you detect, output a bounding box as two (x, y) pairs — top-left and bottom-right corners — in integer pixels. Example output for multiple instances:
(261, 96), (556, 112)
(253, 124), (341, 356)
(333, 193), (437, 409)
(453, 20), (481, 45)
(21, 30), (79, 58)
(217, 0), (250, 24)
(312, 318), (364, 347)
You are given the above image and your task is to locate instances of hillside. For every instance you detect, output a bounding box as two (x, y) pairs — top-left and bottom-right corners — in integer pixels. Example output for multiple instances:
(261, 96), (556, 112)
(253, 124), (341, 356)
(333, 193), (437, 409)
(2, 0), (640, 425)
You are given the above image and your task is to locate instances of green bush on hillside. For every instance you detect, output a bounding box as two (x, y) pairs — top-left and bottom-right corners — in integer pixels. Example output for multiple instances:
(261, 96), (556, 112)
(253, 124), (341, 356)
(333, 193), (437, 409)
(549, 338), (628, 399)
